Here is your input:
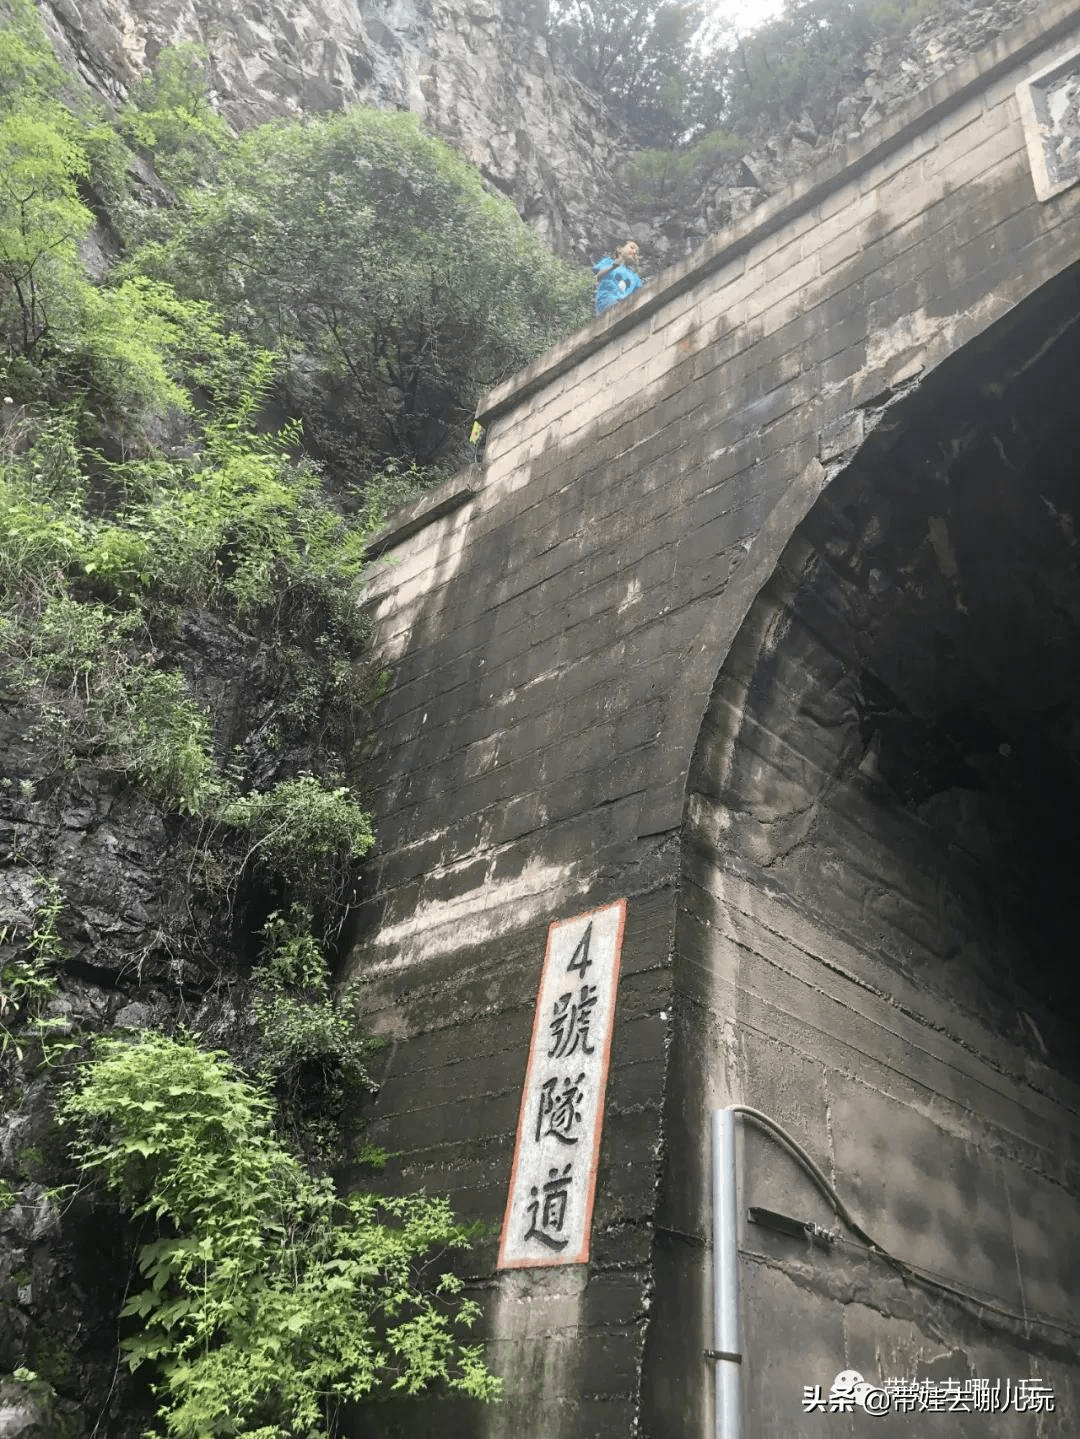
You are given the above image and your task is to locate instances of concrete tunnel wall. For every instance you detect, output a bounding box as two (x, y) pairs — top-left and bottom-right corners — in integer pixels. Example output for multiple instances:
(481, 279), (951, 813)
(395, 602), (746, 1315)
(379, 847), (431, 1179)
(644, 269), (1080, 1437)
(348, 6), (1080, 1435)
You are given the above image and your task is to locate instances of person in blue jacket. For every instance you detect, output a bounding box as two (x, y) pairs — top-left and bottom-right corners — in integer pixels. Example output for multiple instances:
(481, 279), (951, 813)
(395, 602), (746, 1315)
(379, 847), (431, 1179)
(593, 241), (643, 314)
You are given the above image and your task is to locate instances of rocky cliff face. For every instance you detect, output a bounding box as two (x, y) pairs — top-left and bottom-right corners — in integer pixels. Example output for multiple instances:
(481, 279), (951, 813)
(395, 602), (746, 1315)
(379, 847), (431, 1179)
(39, 0), (631, 259)
(38, 0), (1047, 268)
(639, 0), (1046, 259)
(0, 606), (310, 1438)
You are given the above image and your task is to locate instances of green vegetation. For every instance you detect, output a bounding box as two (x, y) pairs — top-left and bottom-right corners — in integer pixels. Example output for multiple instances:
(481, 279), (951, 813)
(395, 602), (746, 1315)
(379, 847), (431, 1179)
(0, 875), (71, 1065)
(223, 775), (374, 901)
(623, 130), (744, 208)
(0, 5), (604, 1427)
(117, 42), (232, 188)
(0, 0), (186, 421)
(708, 0), (941, 135)
(62, 1032), (499, 1439)
(549, 0), (705, 147)
(0, 391), (379, 815)
(550, 0), (942, 188)
(249, 904), (377, 1162)
(131, 106), (591, 475)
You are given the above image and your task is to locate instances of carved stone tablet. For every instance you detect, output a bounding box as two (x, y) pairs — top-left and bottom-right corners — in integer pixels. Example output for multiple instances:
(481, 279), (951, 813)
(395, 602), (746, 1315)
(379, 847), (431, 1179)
(1017, 44), (1080, 201)
(498, 899), (626, 1269)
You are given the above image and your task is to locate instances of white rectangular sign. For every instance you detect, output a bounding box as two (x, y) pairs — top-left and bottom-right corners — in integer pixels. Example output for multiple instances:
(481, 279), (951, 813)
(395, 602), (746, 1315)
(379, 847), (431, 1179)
(498, 898), (626, 1269)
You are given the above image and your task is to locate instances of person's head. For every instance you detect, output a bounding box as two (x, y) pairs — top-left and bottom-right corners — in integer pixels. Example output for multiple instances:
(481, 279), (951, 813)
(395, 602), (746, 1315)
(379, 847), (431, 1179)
(615, 241), (640, 267)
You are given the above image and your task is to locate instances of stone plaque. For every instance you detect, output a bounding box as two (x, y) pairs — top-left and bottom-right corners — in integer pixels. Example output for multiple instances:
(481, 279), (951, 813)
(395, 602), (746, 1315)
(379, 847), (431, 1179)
(498, 899), (626, 1269)
(1017, 44), (1080, 202)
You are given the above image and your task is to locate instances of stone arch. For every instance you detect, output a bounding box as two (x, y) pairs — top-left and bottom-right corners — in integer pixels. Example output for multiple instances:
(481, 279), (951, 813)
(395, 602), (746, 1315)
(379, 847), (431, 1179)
(642, 260), (1080, 1435)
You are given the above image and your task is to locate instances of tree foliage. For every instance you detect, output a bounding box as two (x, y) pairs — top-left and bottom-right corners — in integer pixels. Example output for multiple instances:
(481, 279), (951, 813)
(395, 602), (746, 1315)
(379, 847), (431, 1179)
(0, 4), (199, 423)
(0, 0), (94, 364)
(623, 128), (744, 207)
(132, 106), (591, 474)
(702, 0), (939, 134)
(117, 41), (232, 188)
(550, 0), (941, 154)
(62, 1033), (499, 1439)
(549, 0), (707, 146)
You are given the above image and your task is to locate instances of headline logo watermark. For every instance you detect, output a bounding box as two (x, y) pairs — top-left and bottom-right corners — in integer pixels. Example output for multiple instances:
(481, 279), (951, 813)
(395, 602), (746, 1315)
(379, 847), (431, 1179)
(803, 1370), (1056, 1416)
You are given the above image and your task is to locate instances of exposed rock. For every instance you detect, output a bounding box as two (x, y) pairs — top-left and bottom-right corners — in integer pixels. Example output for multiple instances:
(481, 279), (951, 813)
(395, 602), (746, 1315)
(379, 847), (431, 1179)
(39, 0), (631, 261)
(641, 0), (1047, 262)
(0, 1387), (51, 1439)
(0, 605), (320, 1432)
(34, 0), (1052, 267)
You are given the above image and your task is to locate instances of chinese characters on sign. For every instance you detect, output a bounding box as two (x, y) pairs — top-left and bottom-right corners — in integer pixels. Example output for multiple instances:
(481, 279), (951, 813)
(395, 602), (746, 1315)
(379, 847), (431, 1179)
(802, 1371), (1056, 1417)
(497, 899), (626, 1269)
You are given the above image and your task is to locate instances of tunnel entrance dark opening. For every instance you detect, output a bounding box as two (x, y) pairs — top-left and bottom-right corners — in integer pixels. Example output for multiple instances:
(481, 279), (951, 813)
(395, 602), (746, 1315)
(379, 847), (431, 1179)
(740, 259), (1080, 1074)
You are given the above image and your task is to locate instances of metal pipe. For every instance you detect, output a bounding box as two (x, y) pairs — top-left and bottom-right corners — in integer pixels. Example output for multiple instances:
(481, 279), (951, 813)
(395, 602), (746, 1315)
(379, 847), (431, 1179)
(711, 1108), (743, 1439)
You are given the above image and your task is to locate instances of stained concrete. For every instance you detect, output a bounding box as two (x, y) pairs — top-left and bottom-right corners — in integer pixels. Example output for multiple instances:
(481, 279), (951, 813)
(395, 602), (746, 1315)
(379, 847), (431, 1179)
(350, 6), (1080, 1434)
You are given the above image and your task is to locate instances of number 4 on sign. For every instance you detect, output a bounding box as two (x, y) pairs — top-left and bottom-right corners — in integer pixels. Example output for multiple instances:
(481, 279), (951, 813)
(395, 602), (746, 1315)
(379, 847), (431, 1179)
(567, 922), (593, 977)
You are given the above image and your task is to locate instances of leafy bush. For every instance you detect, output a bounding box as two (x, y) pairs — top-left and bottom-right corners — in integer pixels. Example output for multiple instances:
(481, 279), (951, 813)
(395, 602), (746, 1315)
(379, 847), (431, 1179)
(6, 591), (220, 811)
(222, 775), (374, 901)
(62, 1032), (499, 1438)
(0, 108), (91, 358)
(133, 106), (592, 475)
(103, 667), (221, 813)
(23, 594), (137, 682)
(0, 376), (386, 812)
(117, 42), (233, 188)
(0, 7), (203, 426)
(0, 875), (71, 1066)
(552, 0), (942, 158)
(252, 905), (377, 1156)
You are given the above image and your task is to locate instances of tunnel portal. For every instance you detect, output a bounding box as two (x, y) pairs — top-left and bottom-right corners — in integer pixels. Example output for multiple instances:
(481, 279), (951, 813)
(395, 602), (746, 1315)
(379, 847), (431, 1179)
(646, 259), (1080, 1435)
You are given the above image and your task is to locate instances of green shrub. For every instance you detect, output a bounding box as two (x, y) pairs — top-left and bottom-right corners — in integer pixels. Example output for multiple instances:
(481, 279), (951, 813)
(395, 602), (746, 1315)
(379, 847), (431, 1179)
(252, 905), (377, 1156)
(25, 595), (137, 682)
(5, 591), (220, 812)
(222, 775), (374, 899)
(117, 43), (233, 189)
(103, 667), (221, 814)
(0, 875), (71, 1066)
(62, 1032), (499, 1438)
(133, 106), (592, 474)
(0, 4), (227, 429)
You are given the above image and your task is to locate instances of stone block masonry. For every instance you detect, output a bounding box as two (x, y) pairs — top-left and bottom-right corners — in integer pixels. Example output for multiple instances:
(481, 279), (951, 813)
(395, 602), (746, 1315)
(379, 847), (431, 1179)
(351, 5), (1080, 1435)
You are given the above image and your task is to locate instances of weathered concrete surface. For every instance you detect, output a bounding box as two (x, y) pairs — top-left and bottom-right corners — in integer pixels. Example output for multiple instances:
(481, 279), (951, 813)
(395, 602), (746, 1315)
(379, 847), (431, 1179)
(645, 294), (1080, 1434)
(349, 5), (1080, 1435)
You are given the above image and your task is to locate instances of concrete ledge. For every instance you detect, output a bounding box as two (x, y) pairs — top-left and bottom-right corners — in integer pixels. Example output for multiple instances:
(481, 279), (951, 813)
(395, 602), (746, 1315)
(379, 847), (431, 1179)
(476, 0), (1080, 427)
(363, 473), (479, 559)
